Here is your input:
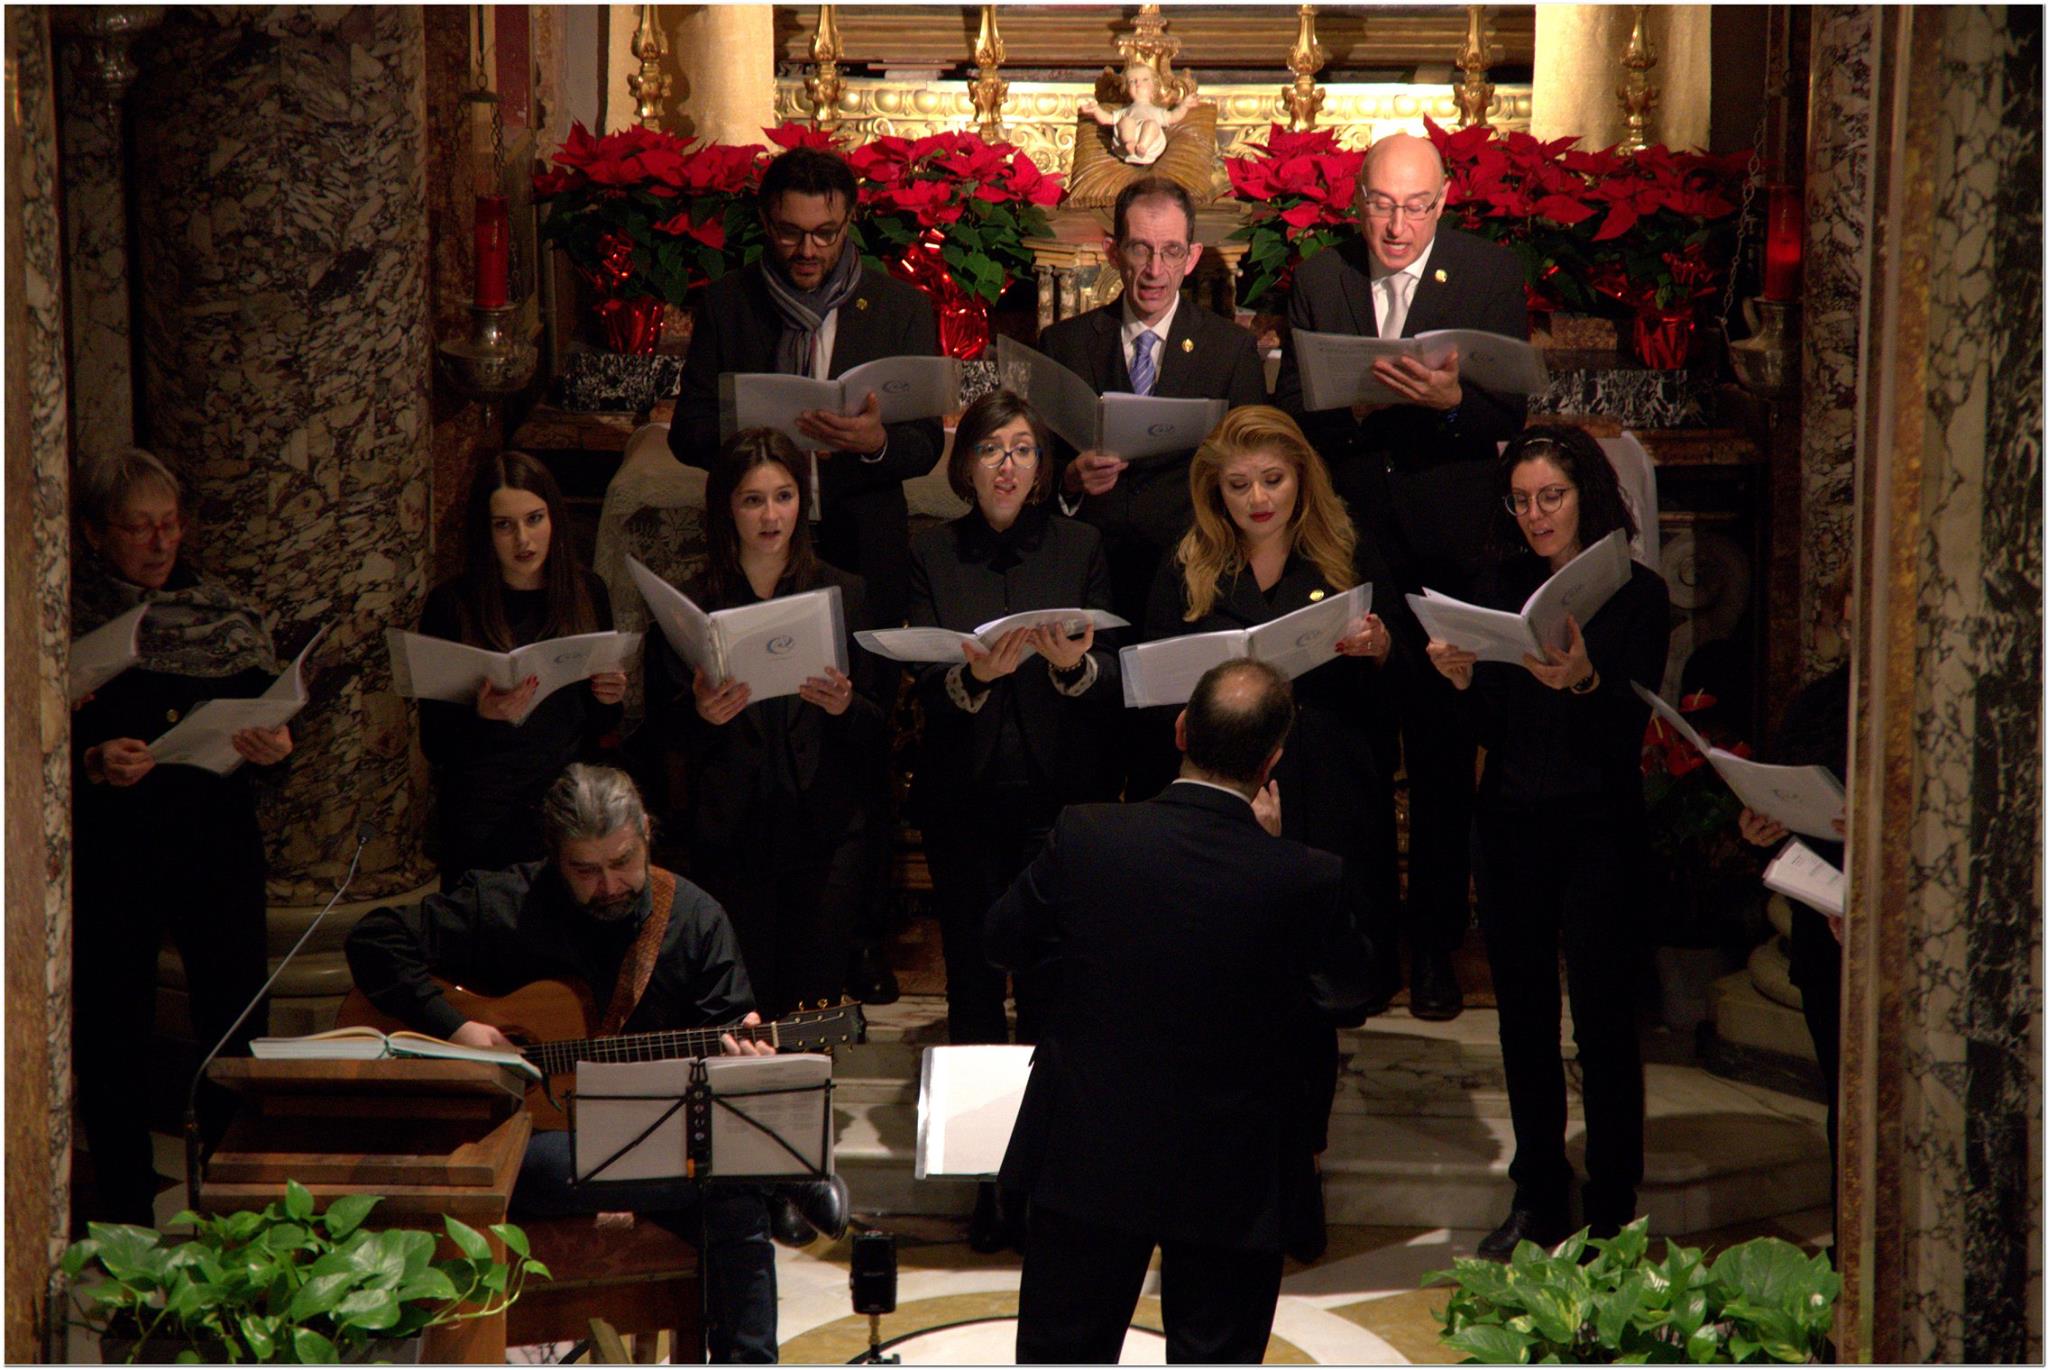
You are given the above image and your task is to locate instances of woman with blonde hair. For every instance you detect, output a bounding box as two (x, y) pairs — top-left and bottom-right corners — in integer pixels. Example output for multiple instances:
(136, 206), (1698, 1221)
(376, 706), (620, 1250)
(1141, 403), (1404, 1261)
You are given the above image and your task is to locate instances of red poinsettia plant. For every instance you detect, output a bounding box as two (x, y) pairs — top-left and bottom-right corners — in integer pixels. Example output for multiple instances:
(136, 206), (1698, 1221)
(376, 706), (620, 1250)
(1425, 116), (1750, 316)
(845, 129), (1064, 307)
(1223, 124), (1365, 310)
(1640, 687), (1766, 946)
(533, 120), (773, 306)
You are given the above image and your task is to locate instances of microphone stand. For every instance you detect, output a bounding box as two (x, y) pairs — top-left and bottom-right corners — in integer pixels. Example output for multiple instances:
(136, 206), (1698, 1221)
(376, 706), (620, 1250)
(182, 825), (372, 1213)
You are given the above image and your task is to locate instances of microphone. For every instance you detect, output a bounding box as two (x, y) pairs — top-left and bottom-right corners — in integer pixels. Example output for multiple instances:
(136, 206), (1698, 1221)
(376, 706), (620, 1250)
(183, 823), (375, 1209)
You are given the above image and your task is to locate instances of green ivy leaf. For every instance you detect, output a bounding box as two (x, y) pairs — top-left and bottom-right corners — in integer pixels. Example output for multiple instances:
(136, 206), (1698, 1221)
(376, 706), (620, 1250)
(285, 1271), (355, 1323)
(283, 1182), (314, 1223)
(333, 1289), (402, 1331)
(1685, 1322), (1722, 1363)
(395, 1268), (460, 1304)
(442, 1217), (491, 1263)
(320, 1195), (379, 1241)
(487, 1223), (531, 1260)
(1445, 1323), (1534, 1363)
(291, 1326), (339, 1365)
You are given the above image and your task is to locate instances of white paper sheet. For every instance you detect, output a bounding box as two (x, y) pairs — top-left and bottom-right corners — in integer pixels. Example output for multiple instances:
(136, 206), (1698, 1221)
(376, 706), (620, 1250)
(1120, 586), (1369, 707)
(1763, 839), (1846, 918)
(150, 628), (326, 774)
(719, 356), (962, 443)
(68, 602), (149, 703)
(1294, 327), (1549, 409)
(916, 1045), (1034, 1179)
(856, 608), (1126, 665)
(384, 628), (642, 724)
(631, 557), (846, 701)
(994, 337), (1224, 460)
(1708, 753), (1846, 841)
(1406, 530), (1632, 664)
(572, 1055), (835, 1183)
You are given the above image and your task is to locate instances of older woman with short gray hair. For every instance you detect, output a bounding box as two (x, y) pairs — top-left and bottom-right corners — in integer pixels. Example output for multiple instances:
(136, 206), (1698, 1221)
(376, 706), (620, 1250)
(70, 446), (293, 1226)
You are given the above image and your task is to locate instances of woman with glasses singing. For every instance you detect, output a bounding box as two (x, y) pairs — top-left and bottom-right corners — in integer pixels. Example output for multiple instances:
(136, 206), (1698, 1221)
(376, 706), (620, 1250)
(643, 428), (886, 1023)
(903, 390), (1121, 1251)
(69, 447), (295, 1225)
(1140, 404), (1399, 1262)
(1423, 424), (1670, 1261)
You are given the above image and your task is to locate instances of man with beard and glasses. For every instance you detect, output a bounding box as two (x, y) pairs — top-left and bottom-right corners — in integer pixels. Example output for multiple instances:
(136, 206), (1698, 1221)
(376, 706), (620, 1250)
(672, 143), (944, 1008)
(346, 764), (843, 1363)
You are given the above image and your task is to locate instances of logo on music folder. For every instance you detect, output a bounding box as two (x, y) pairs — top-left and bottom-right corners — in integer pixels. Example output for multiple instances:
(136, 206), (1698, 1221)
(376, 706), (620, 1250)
(1147, 421), (1174, 437)
(883, 379), (911, 394)
(767, 635), (797, 656)
(1296, 628), (1323, 648)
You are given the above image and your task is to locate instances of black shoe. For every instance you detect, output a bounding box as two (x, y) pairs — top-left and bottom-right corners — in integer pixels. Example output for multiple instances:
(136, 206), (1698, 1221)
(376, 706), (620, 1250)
(1359, 959), (1402, 1018)
(847, 946), (900, 1006)
(1409, 947), (1464, 1021)
(1476, 1208), (1570, 1263)
(968, 1181), (1007, 1254)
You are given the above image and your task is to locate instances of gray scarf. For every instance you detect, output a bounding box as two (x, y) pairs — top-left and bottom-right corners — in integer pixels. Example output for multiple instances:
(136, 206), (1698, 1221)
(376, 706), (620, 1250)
(763, 247), (864, 377)
(72, 553), (278, 680)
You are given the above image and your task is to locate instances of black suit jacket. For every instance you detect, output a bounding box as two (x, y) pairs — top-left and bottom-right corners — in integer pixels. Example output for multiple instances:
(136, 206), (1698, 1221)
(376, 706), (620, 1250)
(988, 782), (1373, 1252)
(1039, 298), (1267, 614)
(672, 263), (944, 626)
(906, 507), (1121, 804)
(1273, 228), (1528, 599)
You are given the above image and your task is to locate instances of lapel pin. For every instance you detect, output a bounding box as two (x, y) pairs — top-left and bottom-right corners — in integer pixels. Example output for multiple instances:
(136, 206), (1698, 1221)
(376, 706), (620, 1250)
(855, 296), (870, 311)
(1308, 589), (1326, 602)
(1181, 338), (1194, 353)
(1434, 268), (1449, 284)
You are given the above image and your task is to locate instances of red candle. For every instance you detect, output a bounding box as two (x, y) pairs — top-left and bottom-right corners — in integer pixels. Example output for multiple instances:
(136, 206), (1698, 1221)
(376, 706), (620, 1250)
(474, 194), (510, 309)
(1762, 184), (1803, 301)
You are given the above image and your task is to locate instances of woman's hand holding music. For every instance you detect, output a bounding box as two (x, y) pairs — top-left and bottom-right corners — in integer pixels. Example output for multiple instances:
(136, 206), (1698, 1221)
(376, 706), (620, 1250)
(721, 1010), (778, 1057)
(694, 670), (751, 725)
(1335, 612), (1392, 663)
(1029, 621), (1094, 672)
(231, 724), (294, 766)
(1427, 639), (1477, 691)
(963, 626), (1031, 683)
(477, 675), (540, 722)
(85, 737), (156, 787)
(798, 667), (857, 717)
(588, 670), (628, 706)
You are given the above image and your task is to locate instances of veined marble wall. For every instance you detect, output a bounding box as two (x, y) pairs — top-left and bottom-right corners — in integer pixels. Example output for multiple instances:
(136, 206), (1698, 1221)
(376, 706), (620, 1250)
(1798, 6), (1871, 678)
(128, 7), (435, 900)
(1840, 5), (2042, 1361)
(56, 35), (137, 461)
(3, 5), (73, 1355)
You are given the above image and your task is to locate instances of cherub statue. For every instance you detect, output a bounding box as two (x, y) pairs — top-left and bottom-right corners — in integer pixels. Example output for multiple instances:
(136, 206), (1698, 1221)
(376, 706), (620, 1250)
(1080, 59), (1204, 167)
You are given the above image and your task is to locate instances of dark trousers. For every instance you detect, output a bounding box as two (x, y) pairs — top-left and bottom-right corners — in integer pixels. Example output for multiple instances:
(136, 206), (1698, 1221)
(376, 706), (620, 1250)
(695, 800), (867, 1022)
(1787, 905), (1842, 1233)
(1016, 1203), (1283, 1365)
(1388, 665), (1478, 961)
(1475, 801), (1645, 1229)
(516, 1132), (778, 1363)
(73, 828), (270, 1226)
(923, 788), (1057, 1045)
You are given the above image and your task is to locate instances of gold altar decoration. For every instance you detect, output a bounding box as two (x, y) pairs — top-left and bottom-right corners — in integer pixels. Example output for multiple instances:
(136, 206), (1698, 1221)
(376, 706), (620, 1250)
(806, 4), (846, 126)
(1454, 5), (1497, 129)
(970, 6), (1008, 140)
(627, 5), (669, 126)
(1282, 7), (1327, 133)
(1616, 5), (1659, 153)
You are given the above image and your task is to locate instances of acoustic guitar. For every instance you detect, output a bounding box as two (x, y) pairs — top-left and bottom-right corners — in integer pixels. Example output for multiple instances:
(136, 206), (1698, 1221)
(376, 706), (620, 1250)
(336, 977), (866, 1131)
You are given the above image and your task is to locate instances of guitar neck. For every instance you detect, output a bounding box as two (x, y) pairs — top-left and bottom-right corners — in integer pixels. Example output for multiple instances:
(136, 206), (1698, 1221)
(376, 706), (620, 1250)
(523, 1018), (793, 1078)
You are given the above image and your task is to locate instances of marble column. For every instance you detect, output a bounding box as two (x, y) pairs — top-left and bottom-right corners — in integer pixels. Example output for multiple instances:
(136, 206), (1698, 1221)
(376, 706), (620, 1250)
(128, 8), (436, 903)
(1796, 7), (1872, 679)
(1837, 6), (2041, 1362)
(4, 6), (73, 1357)
(1531, 5), (1712, 152)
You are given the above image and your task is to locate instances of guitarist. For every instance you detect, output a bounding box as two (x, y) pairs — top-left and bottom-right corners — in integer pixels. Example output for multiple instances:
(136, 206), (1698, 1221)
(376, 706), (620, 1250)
(346, 763), (843, 1364)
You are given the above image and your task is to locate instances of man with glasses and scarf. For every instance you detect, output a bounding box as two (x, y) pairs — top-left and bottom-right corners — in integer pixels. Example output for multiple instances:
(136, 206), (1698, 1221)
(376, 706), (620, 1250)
(673, 145), (943, 1007)
(1273, 132), (1530, 1025)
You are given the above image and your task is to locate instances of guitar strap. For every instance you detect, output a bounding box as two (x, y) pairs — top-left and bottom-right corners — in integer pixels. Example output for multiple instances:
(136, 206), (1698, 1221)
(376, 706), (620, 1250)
(597, 866), (679, 1038)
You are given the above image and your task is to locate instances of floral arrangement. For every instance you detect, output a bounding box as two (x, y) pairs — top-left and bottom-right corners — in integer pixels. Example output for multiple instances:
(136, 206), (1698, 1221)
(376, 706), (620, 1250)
(1224, 124), (1365, 311)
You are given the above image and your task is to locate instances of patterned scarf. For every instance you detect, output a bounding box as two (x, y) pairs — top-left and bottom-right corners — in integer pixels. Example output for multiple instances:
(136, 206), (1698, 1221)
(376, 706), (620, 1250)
(72, 553), (277, 679)
(763, 247), (864, 378)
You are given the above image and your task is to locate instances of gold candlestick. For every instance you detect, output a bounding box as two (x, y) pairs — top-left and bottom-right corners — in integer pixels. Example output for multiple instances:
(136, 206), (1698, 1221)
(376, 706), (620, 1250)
(627, 5), (670, 126)
(971, 6), (1009, 140)
(1616, 5), (1659, 153)
(807, 4), (845, 127)
(1453, 5), (1496, 129)
(1282, 6), (1326, 132)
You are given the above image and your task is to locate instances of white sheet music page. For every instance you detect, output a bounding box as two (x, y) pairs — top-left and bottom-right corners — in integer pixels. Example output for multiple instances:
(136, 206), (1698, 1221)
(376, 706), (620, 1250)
(1762, 839), (1846, 918)
(917, 1045), (1034, 1178)
(69, 602), (149, 703)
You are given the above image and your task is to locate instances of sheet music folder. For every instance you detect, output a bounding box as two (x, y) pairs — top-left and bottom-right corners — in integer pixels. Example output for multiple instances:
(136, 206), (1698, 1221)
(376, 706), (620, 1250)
(571, 1054), (834, 1185)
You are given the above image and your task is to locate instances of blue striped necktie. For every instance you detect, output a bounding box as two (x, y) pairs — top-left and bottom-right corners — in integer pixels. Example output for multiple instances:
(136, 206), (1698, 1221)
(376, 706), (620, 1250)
(1130, 329), (1159, 396)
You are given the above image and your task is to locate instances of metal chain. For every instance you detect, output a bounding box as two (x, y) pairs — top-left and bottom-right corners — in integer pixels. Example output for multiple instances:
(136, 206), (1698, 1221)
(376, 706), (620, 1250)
(1717, 111), (1767, 337)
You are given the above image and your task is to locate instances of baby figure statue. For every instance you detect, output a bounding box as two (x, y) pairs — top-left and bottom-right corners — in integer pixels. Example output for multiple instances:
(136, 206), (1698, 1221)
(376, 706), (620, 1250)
(1080, 59), (1202, 166)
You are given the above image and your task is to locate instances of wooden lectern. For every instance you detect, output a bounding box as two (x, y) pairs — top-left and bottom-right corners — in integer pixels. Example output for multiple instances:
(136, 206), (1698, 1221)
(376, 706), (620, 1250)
(201, 1059), (533, 1364)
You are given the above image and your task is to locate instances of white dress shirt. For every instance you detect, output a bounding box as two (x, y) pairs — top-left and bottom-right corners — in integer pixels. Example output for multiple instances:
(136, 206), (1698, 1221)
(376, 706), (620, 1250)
(1369, 236), (1438, 340)
(1120, 292), (1181, 384)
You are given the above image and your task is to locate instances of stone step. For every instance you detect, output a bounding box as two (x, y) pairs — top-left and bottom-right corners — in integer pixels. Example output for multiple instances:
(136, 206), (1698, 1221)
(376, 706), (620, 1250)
(830, 997), (1832, 1237)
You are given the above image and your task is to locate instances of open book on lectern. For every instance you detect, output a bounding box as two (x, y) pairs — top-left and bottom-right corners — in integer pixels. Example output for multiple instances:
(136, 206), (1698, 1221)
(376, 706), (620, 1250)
(630, 556), (846, 702)
(149, 626), (327, 775)
(1632, 683), (1847, 840)
(717, 356), (962, 445)
(1120, 584), (1371, 708)
(1406, 529), (1632, 665)
(995, 336), (1227, 461)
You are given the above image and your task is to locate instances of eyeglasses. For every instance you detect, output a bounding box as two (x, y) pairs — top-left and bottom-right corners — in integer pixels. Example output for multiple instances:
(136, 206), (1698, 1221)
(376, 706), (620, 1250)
(106, 514), (182, 542)
(1360, 192), (1442, 221)
(766, 217), (850, 250)
(1119, 241), (1191, 268)
(972, 442), (1040, 469)
(1503, 485), (1575, 517)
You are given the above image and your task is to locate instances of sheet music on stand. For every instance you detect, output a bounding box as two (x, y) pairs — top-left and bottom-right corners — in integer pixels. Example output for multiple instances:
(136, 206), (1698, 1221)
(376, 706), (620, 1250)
(571, 1054), (835, 1185)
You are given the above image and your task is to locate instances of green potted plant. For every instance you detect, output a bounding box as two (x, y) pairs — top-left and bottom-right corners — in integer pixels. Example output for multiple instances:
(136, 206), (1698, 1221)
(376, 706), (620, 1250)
(1426, 1218), (1839, 1363)
(61, 1180), (548, 1364)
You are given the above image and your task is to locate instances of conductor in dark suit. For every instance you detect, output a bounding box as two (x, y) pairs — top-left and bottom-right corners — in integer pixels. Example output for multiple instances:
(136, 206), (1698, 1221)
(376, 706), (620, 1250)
(1273, 132), (1530, 1021)
(1039, 176), (1268, 625)
(988, 658), (1373, 1364)
(672, 145), (944, 632)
